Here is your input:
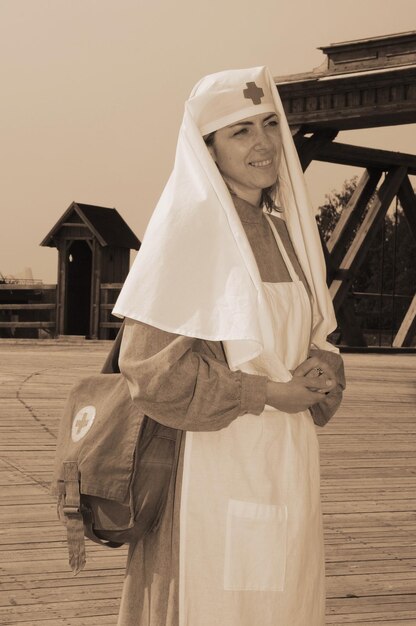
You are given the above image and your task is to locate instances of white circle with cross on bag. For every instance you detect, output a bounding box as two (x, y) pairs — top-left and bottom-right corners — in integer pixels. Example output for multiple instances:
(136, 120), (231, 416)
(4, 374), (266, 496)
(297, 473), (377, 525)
(71, 405), (96, 442)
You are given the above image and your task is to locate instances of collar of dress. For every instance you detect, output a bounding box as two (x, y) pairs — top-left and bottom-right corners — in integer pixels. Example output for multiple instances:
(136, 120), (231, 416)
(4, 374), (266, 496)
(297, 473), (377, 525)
(232, 193), (284, 225)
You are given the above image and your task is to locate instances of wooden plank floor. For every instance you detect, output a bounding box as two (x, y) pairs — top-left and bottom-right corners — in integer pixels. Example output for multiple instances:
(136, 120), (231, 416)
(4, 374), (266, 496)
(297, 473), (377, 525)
(0, 341), (415, 625)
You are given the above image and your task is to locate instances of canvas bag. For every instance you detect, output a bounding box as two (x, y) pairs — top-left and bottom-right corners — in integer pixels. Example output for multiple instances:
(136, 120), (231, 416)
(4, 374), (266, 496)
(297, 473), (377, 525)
(51, 328), (178, 574)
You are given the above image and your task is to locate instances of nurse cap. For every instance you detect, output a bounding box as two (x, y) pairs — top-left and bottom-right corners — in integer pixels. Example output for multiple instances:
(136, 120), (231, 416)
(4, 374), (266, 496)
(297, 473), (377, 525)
(187, 66), (278, 135)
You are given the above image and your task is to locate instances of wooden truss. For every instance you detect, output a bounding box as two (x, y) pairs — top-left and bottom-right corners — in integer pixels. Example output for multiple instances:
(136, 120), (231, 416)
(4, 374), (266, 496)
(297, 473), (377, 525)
(276, 32), (416, 347)
(296, 132), (416, 347)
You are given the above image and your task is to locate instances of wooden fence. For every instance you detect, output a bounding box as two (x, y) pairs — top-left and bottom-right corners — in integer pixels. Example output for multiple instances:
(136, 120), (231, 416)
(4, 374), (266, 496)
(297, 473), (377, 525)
(0, 283), (125, 340)
(0, 284), (57, 338)
(99, 283), (123, 339)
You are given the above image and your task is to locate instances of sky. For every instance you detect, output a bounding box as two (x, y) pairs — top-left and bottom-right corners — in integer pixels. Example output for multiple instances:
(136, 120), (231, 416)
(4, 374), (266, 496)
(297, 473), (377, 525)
(1, 0), (415, 282)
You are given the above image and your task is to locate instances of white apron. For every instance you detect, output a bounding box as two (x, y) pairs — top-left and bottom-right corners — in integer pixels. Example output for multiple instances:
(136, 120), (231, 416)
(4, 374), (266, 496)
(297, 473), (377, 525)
(179, 216), (325, 626)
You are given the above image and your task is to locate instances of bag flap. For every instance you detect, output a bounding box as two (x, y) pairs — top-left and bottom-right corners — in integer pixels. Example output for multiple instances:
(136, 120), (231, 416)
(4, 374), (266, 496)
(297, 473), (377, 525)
(52, 373), (143, 502)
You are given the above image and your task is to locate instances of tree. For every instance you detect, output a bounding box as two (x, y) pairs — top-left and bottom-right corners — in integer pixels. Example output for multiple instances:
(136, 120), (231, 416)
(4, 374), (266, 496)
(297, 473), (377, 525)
(316, 177), (416, 344)
(315, 176), (359, 242)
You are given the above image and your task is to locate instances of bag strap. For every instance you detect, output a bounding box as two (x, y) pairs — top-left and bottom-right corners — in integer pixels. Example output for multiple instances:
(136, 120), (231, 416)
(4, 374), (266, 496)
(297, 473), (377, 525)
(62, 461), (86, 575)
(83, 514), (124, 549)
(100, 321), (125, 374)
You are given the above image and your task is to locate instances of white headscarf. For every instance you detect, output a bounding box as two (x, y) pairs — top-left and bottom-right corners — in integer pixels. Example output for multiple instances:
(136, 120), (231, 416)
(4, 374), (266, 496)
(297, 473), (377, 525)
(113, 66), (337, 369)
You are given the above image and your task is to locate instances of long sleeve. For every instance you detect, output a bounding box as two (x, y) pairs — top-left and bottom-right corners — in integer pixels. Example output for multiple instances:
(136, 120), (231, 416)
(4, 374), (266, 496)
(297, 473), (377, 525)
(308, 349), (346, 427)
(119, 318), (268, 432)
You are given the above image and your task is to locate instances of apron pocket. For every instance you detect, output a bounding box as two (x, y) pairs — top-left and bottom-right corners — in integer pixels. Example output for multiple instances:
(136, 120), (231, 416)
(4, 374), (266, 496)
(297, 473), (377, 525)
(224, 499), (287, 592)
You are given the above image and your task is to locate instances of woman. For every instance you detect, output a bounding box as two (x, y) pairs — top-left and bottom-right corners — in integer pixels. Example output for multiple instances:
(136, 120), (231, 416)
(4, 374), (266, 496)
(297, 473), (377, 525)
(113, 66), (345, 626)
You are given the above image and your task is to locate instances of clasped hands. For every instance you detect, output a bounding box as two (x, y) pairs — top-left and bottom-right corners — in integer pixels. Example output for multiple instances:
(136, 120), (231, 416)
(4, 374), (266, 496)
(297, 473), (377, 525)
(266, 355), (337, 414)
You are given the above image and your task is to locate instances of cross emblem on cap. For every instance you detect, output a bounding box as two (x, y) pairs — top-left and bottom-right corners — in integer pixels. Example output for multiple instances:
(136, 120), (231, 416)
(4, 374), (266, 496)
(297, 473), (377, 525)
(243, 82), (265, 105)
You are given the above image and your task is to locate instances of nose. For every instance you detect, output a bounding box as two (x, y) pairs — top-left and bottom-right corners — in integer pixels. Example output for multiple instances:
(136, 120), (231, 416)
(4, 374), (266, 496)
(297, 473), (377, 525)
(253, 127), (273, 151)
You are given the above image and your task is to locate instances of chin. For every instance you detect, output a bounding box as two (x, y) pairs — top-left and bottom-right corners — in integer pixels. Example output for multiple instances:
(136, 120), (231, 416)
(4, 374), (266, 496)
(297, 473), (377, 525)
(253, 173), (278, 189)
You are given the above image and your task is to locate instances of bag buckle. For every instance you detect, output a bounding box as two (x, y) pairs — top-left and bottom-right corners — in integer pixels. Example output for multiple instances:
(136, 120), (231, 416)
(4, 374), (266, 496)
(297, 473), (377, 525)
(63, 504), (82, 518)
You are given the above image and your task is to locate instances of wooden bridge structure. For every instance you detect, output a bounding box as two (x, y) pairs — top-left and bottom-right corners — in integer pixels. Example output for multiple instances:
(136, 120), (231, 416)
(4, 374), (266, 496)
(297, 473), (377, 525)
(277, 31), (416, 349)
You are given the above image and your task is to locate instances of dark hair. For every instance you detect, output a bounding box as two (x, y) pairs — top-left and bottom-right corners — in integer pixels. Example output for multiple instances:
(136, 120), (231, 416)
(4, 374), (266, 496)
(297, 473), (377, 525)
(204, 131), (216, 147)
(203, 131), (279, 213)
(260, 188), (277, 212)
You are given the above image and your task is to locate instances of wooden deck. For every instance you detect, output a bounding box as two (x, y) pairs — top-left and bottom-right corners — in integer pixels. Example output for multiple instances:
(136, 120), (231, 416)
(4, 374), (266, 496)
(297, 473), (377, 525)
(0, 341), (415, 625)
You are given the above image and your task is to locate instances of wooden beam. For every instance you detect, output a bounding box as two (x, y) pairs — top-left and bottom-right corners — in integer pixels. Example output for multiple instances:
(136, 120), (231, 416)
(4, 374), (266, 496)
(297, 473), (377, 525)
(0, 321), (55, 328)
(317, 227), (333, 286)
(398, 175), (416, 242)
(314, 142), (416, 175)
(100, 281), (110, 340)
(294, 129), (339, 171)
(0, 284), (56, 290)
(90, 241), (101, 340)
(288, 101), (416, 133)
(100, 283), (124, 289)
(393, 294), (416, 347)
(61, 222), (89, 227)
(57, 241), (69, 336)
(330, 166), (408, 311)
(327, 169), (382, 270)
(275, 33), (416, 134)
(277, 66), (416, 132)
(352, 291), (413, 300)
(60, 236), (96, 241)
(0, 304), (55, 310)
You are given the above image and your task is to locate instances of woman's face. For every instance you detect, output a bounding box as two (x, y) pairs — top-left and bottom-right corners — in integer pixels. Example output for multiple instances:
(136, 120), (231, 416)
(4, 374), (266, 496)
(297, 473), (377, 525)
(207, 112), (282, 206)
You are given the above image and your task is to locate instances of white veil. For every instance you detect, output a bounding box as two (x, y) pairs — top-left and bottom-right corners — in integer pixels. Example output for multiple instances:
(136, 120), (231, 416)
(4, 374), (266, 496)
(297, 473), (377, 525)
(113, 66), (337, 371)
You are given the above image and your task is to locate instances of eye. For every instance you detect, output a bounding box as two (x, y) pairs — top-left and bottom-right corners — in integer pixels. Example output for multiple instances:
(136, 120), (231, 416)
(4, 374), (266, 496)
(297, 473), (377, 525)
(265, 118), (279, 128)
(233, 127), (248, 136)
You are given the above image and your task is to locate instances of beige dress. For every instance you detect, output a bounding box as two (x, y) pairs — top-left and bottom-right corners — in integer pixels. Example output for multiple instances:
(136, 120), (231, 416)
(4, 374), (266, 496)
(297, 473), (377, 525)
(117, 196), (345, 626)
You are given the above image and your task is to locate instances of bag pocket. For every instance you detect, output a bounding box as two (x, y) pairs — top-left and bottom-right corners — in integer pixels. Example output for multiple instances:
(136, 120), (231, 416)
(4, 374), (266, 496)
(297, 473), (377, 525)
(224, 499), (287, 592)
(89, 432), (176, 544)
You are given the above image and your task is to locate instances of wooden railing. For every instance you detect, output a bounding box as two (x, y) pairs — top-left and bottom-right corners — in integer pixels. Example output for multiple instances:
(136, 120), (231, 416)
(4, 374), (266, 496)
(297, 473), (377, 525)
(0, 284), (57, 337)
(350, 290), (415, 348)
(99, 283), (123, 339)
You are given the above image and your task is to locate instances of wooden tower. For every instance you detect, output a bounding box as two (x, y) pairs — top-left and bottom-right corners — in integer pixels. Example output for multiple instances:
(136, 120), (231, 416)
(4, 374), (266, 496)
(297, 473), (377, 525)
(41, 202), (140, 339)
(276, 31), (416, 348)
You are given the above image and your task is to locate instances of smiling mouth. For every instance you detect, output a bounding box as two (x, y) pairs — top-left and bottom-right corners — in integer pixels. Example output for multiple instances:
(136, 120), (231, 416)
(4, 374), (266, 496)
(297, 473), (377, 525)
(249, 159), (273, 168)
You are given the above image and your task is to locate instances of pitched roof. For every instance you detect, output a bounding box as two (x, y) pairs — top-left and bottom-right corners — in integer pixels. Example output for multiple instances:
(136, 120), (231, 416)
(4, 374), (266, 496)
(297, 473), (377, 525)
(40, 202), (141, 250)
